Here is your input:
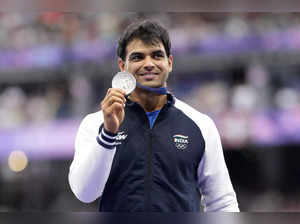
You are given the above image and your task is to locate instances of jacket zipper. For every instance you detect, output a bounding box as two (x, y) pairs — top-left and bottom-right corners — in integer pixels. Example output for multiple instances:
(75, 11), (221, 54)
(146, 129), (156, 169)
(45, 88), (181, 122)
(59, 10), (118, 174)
(146, 130), (153, 211)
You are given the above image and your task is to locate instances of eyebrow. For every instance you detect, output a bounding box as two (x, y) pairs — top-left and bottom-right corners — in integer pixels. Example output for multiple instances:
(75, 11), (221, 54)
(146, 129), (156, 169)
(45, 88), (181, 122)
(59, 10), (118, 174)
(152, 50), (165, 55)
(129, 52), (143, 57)
(128, 50), (165, 58)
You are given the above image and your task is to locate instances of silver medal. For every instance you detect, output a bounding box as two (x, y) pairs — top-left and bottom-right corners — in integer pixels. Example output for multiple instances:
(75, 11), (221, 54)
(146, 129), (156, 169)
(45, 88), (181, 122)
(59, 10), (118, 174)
(112, 71), (136, 95)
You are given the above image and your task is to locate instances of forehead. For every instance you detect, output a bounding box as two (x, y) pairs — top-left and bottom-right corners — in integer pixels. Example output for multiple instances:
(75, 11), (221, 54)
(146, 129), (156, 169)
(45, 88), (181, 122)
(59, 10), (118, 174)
(126, 38), (165, 56)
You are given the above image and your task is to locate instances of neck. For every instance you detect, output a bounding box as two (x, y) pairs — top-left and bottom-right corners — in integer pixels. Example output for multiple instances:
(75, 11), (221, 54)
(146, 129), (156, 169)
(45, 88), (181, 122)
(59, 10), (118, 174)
(129, 88), (167, 112)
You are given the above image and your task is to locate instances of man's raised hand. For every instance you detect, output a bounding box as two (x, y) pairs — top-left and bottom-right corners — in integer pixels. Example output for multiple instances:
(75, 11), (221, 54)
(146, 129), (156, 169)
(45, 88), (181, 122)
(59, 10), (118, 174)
(101, 88), (126, 134)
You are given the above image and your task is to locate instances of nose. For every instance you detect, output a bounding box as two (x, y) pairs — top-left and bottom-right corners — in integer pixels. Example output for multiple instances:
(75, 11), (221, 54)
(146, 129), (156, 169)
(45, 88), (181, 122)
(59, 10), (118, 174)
(143, 56), (155, 71)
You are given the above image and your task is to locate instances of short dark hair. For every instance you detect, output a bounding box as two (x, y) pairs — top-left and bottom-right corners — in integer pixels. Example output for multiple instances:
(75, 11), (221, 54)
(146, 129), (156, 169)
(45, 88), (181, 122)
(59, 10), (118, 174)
(117, 20), (171, 61)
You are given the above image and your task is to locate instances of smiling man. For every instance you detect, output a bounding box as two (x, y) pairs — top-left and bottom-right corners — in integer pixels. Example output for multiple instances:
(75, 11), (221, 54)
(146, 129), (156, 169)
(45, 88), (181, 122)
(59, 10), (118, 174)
(68, 20), (239, 212)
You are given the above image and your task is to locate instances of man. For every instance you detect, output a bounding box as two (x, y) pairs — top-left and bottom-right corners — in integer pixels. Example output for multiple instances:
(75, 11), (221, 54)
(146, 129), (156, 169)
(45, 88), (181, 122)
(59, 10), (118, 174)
(68, 19), (239, 212)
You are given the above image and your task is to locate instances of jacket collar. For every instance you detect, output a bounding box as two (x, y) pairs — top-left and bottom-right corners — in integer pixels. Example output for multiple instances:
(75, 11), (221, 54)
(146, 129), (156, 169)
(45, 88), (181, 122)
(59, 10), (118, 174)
(126, 93), (175, 108)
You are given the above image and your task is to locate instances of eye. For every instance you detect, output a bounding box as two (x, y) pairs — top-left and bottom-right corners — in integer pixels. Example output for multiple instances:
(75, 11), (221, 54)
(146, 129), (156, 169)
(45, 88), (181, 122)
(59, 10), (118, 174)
(129, 53), (143, 61)
(152, 51), (164, 59)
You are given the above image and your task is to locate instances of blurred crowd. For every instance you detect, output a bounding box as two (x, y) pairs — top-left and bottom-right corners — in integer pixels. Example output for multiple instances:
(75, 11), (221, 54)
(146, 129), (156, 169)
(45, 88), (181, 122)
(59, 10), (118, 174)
(0, 76), (93, 128)
(1, 12), (300, 49)
(181, 63), (300, 147)
(0, 13), (300, 147)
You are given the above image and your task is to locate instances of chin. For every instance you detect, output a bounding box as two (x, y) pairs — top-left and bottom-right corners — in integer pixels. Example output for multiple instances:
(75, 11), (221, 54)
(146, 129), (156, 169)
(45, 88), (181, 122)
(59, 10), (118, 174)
(144, 84), (163, 88)
(139, 81), (163, 88)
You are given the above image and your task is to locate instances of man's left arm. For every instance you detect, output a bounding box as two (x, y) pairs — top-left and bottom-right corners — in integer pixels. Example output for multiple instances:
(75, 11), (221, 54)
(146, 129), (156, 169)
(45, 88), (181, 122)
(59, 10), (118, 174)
(197, 116), (239, 212)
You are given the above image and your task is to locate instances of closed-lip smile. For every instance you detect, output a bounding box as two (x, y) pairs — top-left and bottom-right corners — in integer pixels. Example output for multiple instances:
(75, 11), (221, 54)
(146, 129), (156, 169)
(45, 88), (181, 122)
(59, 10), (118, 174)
(139, 72), (158, 76)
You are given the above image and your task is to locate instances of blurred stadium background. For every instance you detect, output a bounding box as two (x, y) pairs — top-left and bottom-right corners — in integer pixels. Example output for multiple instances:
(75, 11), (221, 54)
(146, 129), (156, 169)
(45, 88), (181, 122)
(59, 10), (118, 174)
(0, 12), (300, 211)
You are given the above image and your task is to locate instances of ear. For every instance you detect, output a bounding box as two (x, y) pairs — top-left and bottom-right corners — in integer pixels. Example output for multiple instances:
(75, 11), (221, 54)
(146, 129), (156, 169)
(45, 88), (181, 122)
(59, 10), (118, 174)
(118, 58), (126, 72)
(168, 55), (173, 73)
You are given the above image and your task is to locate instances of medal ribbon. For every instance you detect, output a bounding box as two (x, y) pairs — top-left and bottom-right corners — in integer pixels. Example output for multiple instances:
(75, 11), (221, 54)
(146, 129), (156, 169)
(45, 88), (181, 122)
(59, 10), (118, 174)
(136, 82), (168, 95)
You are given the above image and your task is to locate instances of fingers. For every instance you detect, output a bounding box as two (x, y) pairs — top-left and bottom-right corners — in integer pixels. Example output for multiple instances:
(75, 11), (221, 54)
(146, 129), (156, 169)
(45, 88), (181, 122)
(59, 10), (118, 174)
(107, 88), (126, 96)
(101, 88), (126, 110)
(110, 102), (124, 114)
(106, 88), (126, 103)
(101, 88), (126, 133)
(103, 96), (125, 108)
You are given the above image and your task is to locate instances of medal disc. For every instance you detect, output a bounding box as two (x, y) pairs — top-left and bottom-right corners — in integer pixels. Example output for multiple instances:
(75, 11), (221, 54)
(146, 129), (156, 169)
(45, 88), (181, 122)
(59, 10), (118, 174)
(112, 71), (136, 95)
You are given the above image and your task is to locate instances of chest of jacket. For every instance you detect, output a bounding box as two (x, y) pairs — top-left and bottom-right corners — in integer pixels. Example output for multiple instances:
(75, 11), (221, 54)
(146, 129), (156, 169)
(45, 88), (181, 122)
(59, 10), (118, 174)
(100, 102), (205, 211)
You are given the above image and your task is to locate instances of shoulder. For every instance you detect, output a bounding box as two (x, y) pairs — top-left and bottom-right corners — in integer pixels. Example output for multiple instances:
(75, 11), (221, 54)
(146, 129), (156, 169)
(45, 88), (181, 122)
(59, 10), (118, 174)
(83, 110), (103, 123)
(78, 110), (104, 132)
(174, 98), (215, 128)
(173, 97), (219, 138)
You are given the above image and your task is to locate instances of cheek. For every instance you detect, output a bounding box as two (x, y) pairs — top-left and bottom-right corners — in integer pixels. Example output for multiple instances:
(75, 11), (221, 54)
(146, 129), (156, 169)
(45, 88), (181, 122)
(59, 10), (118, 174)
(161, 61), (170, 71)
(128, 63), (142, 73)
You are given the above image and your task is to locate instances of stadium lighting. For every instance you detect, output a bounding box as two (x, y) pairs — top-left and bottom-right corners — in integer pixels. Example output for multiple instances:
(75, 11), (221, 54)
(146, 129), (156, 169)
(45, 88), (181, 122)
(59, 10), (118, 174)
(8, 150), (28, 172)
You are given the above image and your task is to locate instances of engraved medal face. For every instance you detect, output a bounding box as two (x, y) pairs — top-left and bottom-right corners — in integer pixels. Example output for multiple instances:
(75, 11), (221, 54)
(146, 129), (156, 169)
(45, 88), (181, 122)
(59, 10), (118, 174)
(112, 71), (136, 95)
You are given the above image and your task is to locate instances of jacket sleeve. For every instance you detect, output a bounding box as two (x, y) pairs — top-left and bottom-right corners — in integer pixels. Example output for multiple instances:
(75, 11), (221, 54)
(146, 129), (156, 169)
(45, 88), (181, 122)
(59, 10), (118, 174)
(68, 112), (116, 203)
(197, 116), (239, 212)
